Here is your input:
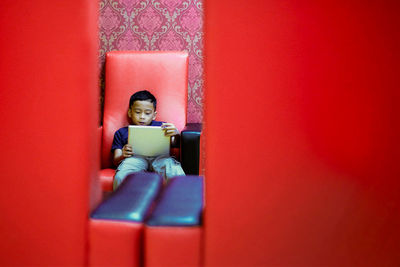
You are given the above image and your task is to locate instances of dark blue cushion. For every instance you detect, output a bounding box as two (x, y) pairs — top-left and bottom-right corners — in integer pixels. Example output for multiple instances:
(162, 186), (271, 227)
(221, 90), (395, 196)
(146, 176), (204, 226)
(91, 172), (162, 222)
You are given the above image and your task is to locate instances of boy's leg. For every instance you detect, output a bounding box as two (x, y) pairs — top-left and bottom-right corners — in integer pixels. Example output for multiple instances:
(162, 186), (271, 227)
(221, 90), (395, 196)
(151, 155), (185, 181)
(113, 156), (149, 190)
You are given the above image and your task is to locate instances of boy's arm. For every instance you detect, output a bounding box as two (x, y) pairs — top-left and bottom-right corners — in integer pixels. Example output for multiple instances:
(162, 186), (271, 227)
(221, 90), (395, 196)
(113, 144), (133, 166)
(162, 122), (180, 146)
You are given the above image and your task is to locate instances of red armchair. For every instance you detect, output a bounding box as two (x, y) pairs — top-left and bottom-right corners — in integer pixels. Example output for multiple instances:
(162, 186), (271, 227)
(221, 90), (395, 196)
(99, 51), (200, 191)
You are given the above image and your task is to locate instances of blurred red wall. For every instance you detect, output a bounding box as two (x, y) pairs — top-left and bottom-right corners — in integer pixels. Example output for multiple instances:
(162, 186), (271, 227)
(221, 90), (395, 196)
(0, 0), (99, 265)
(204, 0), (400, 265)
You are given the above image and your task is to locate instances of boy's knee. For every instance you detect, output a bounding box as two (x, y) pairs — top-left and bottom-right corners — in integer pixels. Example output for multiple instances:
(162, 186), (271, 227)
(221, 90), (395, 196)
(153, 156), (176, 166)
(113, 172), (124, 190)
(113, 157), (148, 190)
(121, 156), (148, 170)
(165, 158), (184, 170)
(152, 156), (185, 179)
(114, 171), (126, 183)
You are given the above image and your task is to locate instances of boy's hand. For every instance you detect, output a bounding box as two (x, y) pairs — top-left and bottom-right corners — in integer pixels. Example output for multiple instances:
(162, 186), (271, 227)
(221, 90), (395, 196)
(162, 123), (179, 137)
(122, 144), (133, 158)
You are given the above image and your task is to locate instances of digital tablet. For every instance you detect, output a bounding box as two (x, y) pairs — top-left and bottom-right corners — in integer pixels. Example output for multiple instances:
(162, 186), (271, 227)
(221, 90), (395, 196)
(128, 125), (170, 157)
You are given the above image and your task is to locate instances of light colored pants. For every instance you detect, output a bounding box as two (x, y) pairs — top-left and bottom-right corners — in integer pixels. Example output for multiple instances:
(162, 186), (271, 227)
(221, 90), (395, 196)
(113, 155), (185, 190)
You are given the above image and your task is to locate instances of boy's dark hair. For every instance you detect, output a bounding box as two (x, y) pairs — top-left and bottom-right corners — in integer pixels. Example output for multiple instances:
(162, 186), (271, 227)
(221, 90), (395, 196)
(129, 90), (157, 110)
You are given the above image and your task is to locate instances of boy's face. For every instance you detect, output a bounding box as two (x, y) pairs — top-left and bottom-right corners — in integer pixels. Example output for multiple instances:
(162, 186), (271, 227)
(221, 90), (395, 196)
(128, 100), (157, 126)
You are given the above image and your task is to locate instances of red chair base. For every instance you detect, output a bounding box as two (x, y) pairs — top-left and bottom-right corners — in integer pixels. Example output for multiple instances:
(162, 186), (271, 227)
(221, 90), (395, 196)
(144, 226), (202, 267)
(89, 219), (144, 267)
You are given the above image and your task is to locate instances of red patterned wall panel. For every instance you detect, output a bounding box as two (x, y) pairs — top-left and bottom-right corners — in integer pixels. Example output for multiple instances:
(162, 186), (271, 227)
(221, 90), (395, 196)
(99, 0), (203, 123)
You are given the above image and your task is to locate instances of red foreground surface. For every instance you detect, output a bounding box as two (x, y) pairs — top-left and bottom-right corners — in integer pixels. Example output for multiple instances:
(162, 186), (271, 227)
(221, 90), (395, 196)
(204, 0), (400, 266)
(0, 0), (399, 266)
(0, 1), (100, 265)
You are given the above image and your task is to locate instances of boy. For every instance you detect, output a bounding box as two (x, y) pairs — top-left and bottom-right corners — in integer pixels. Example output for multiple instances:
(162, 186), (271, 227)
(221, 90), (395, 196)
(111, 90), (185, 190)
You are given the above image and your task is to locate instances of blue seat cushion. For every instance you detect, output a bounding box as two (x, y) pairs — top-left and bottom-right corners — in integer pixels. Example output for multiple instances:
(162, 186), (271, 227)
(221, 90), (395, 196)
(91, 172), (163, 222)
(146, 176), (204, 226)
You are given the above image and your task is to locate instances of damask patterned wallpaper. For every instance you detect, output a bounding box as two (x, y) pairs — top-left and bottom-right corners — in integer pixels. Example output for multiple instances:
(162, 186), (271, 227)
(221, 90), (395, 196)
(99, 0), (204, 123)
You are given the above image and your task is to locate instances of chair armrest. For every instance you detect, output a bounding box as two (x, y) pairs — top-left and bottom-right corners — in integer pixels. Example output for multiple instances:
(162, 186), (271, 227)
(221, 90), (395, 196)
(170, 134), (180, 149)
(180, 123), (202, 175)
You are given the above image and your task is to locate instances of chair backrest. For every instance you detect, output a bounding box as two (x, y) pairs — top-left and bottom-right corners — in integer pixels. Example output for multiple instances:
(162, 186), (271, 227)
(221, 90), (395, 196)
(101, 51), (188, 168)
